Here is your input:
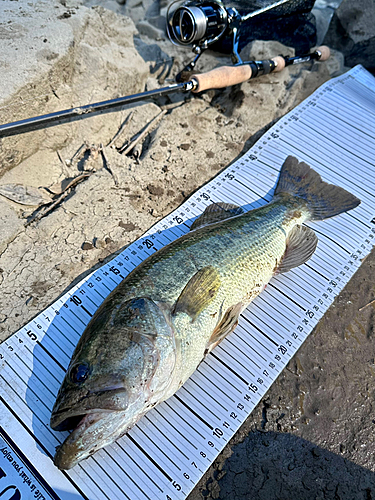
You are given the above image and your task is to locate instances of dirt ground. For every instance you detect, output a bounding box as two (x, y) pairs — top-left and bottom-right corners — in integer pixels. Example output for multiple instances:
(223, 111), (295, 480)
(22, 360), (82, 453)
(1, 1), (375, 499)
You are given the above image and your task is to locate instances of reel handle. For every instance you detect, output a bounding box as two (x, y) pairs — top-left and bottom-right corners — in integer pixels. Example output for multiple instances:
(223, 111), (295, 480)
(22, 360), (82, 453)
(192, 45), (330, 93)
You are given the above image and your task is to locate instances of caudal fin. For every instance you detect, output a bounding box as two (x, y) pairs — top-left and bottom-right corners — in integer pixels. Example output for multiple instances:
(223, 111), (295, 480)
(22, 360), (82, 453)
(274, 156), (361, 221)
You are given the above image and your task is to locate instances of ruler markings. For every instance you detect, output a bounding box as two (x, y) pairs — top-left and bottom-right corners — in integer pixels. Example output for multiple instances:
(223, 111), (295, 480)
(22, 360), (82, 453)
(231, 331), (266, 367)
(202, 359), (243, 395)
(49, 321), (76, 349)
(320, 88), (375, 116)
(115, 442), (164, 494)
(225, 336), (261, 371)
(36, 339), (67, 372)
(245, 307), (285, 345)
(195, 366), (237, 404)
(144, 414), (191, 461)
(24, 344), (62, 385)
(153, 407), (200, 452)
(163, 400), (207, 442)
(136, 424), (183, 474)
(186, 371), (233, 410)
(14, 351), (57, 400)
(0, 396), (91, 500)
(239, 316), (277, 351)
(311, 108), (375, 149)
(273, 274), (317, 302)
(214, 344), (256, 384)
(253, 296), (292, 330)
(312, 102), (375, 139)
(282, 123), (375, 188)
(292, 120), (373, 178)
(236, 324), (272, 360)
(300, 116), (375, 166)
(180, 386), (222, 422)
(0, 374), (62, 454)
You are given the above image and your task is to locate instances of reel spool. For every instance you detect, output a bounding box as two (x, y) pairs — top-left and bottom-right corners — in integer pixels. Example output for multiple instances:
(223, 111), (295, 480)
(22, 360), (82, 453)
(166, 0), (229, 50)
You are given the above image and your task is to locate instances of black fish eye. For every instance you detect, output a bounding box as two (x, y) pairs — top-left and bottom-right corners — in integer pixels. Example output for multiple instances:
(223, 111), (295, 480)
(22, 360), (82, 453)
(69, 363), (90, 384)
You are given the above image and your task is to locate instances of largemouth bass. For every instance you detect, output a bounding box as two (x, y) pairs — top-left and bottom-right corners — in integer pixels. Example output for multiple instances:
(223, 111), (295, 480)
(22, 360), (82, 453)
(50, 156), (360, 469)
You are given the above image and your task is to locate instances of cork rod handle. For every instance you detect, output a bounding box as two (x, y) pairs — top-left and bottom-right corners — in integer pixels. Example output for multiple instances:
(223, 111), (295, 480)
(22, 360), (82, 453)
(192, 46), (330, 93)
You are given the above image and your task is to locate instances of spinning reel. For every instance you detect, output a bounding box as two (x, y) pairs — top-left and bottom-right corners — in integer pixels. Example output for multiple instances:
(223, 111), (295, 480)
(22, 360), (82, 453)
(166, 0), (315, 73)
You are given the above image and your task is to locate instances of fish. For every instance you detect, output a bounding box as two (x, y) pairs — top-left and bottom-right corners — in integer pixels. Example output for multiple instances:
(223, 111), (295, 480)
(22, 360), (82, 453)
(50, 156), (360, 469)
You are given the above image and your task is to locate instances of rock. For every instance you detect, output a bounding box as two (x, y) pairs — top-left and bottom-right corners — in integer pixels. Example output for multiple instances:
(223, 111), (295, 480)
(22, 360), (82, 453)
(240, 40), (295, 62)
(324, 0), (375, 72)
(82, 241), (94, 250)
(147, 184), (164, 195)
(136, 20), (165, 40)
(0, 0), (149, 176)
(312, 4), (337, 45)
(143, 0), (160, 19)
(119, 221), (137, 231)
(146, 15), (166, 31)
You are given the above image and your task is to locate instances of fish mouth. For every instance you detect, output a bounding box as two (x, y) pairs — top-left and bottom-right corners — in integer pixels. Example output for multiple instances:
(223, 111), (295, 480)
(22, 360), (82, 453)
(51, 408), (100, 432)
(50, 386), (129, 430)
(50, 388), (133, 470)
(53, 410), (113, 470)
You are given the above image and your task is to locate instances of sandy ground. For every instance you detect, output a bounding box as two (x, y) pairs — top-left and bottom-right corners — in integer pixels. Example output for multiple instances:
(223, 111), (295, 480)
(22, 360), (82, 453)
(1, 0), (375, 498)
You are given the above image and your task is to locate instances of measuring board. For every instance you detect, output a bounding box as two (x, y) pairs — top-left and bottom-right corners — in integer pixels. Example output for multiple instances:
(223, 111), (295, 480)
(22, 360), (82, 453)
(0, 64), (374, 500)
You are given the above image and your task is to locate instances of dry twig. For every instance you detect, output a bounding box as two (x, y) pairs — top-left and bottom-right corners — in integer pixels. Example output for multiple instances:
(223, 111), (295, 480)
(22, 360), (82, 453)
(67, 143), (87, 167)
(119, 109), (167, 155)
(26, 173), (91, 226)
(101, 146), (119, 186)
(107, 111), (134, 148)
(359, 299), (375, 312)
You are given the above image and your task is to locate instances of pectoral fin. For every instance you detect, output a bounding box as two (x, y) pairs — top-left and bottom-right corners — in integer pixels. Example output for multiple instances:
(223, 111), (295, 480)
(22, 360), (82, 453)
(190, 202), (244, 231)
(206, 302), (243, 354)
(277, 225), (318, 274)
(173, 266), (221, 322)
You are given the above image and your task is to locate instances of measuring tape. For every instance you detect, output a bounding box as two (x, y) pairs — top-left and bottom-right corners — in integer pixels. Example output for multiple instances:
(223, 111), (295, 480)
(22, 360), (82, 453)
(0, 65), (374, 500)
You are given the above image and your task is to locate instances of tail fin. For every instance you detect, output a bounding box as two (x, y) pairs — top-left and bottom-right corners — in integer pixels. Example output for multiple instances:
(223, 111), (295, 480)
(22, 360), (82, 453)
(274, 156), (361, 221)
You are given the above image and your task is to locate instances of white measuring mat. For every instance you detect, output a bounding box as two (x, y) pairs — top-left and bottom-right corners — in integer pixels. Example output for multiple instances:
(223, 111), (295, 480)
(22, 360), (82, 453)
(0, 65), (374, 500)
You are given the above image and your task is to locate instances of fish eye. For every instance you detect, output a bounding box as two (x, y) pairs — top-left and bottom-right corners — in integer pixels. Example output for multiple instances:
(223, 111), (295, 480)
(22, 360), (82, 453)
(69, 363), (90, 384)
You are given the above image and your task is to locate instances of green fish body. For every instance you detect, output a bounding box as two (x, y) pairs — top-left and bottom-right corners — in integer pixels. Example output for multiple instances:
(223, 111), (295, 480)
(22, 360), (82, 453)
(50, 156), (360, 469)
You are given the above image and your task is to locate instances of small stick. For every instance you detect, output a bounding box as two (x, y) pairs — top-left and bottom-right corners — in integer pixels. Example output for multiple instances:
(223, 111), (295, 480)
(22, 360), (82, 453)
(107, 111), (134, 148)
(119, 109), (167, 155)
(67, 143), (87, 167)
(101, 146), (119, 186)
(26, 173), (91, 226)
(56, 150), (70, 177)
(359, 299), (375, 312)
(26, 190), (71, 226)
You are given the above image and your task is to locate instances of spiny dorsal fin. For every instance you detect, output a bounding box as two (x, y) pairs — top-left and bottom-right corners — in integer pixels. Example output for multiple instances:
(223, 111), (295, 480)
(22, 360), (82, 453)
(206, 302), (243, 354)
(277, 224), (318, 274)
(173, 266), (221, 322)
(190, 202), (244, 231)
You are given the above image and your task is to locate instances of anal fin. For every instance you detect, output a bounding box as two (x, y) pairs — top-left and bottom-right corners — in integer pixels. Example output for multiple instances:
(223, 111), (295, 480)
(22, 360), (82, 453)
(206, 302), (243, 354)
(277, 224), (318, 274)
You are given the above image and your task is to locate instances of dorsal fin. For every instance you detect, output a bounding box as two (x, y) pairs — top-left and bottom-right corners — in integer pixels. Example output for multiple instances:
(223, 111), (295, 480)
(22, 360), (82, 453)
(277, 225), (318, 274)
(190, 202), (244, 231)
(172, 266), (221, 322)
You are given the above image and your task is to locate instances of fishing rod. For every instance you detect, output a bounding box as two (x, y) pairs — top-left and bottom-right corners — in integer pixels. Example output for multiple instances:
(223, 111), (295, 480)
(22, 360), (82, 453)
(0, 46), (330, 138)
